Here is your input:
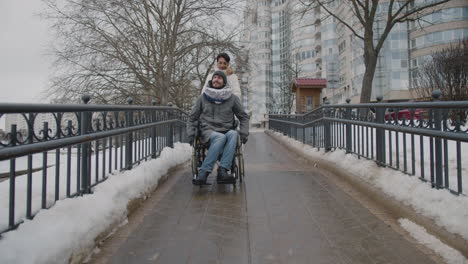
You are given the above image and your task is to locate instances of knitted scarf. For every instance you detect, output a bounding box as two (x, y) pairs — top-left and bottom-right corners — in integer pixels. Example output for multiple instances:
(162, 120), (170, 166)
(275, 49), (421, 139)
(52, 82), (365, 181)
(203, 83), (233, 104)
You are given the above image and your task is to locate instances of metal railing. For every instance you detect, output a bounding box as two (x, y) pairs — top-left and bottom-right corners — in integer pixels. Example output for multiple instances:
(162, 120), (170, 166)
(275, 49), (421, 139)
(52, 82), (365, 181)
(0, 96), (187, 234)
(269, 91), (468, 195)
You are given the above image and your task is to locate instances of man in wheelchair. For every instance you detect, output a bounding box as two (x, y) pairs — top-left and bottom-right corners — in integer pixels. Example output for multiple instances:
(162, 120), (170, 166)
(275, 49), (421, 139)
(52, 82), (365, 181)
(187, 71), (249, 185)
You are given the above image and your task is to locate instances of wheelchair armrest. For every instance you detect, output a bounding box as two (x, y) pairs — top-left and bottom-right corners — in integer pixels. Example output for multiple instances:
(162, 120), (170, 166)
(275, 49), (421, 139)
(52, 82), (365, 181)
(233, 119), (240, 129)
(193, 120), (202, 137)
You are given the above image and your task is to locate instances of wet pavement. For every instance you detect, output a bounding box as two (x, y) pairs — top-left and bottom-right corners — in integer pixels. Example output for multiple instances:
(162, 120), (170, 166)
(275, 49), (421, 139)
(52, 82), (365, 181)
(102, 132), (438, 264)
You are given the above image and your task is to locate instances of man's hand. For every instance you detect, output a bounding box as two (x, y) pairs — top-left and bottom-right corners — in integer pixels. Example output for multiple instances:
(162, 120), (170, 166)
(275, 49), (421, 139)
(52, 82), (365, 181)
(241, 135), (248, 144)
(188, 135), (195, 146)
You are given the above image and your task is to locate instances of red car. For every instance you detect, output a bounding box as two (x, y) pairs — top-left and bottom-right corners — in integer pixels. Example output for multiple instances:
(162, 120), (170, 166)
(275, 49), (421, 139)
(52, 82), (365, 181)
(384, 108), (427, 120)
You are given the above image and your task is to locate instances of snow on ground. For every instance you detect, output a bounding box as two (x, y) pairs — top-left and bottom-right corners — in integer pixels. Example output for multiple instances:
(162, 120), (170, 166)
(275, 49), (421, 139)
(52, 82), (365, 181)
(0, 137), (168, 231)
(250, 128), (266, 133)
(0, 142), (192, 264)
(399, 219), (468, 264)
(378, 129), (467, 192)
(271, 131), (468, 243)
(0, 151), (57, 174)
(303, 126), (468, 193)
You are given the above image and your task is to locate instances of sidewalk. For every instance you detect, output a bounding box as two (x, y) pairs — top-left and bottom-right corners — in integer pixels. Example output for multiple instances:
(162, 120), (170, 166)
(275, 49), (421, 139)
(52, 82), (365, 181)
(93, 132), (441, 264)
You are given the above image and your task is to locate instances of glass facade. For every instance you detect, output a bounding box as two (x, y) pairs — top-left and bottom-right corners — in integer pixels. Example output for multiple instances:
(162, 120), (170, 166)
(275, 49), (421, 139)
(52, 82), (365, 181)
(412, 28), (468, 49)
(410, 7), (468, 29)
(271, 1), (292, 113)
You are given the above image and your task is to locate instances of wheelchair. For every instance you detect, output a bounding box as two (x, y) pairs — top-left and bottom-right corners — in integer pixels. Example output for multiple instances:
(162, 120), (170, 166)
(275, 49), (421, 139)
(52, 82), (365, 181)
(191, 129), (245, 187)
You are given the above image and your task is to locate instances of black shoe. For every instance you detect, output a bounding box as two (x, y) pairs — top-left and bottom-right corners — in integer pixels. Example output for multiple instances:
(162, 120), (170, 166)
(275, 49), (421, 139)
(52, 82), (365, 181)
(217, 167), (235, 183)
(193, 169), (209, 185)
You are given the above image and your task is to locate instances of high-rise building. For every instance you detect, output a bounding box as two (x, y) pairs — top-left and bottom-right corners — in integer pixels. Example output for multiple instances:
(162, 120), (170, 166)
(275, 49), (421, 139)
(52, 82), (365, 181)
(409, 0), (468, 96)
(241, 0), (340, 120)
(240, 1), (272, 127)
(240, 0), (467, 117)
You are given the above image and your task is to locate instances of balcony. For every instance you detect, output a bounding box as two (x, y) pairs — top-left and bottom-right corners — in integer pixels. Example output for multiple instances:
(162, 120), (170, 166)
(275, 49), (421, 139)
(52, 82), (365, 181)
(314, 18), (321, 25)
(315, 43), (322, 52)
(314, 6), (320, 14)
(314, 31), (321, 40)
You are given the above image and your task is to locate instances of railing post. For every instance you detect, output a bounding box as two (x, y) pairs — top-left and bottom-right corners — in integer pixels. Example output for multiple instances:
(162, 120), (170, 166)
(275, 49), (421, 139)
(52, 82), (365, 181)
(345, 99), (352, 153)
(301, 115), (305, 144)
(312, 123), (316, 147)
(26, 113), (34, 219)
(324, 102), (331, 152)
(42, 122), (49, 207)
(151, 99), (157, 158)
(125, 97), (134, 169)
(432, 90), (443, 189)
(375, 96), (385, 167)
(178, 111), (183, 142)
(167, 104), (174, 148)
(294, 120), (298, 140)
(9, 124), (17, 229)
(80, 95), (91, 194)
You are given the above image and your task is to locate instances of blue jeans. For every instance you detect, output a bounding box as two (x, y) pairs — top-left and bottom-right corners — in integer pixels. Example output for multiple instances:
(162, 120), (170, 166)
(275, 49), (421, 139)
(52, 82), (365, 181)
(200, 130), (238, 172)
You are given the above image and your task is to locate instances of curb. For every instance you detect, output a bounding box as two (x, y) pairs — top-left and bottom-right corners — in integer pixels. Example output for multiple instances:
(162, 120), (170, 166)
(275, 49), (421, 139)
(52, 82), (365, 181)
(265, 130), (468, 259)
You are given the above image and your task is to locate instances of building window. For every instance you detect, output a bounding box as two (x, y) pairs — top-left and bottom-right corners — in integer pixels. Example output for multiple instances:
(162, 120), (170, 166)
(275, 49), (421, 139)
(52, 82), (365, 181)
(306, 96), (313, 110)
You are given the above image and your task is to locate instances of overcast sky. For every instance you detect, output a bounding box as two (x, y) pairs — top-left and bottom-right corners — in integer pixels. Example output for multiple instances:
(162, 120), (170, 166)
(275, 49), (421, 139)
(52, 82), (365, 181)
(0, 1), (244, 130)
(0, 1), (52, 104)
(0, 1), (244, 106)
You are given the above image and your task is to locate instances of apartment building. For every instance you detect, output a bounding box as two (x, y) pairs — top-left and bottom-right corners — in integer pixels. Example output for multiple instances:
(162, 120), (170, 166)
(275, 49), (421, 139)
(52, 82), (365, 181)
(240, 0), (272, 127)
(240, 0), (467, 116)
(409, 0), (468, 95)
(241, 0), (333, 120)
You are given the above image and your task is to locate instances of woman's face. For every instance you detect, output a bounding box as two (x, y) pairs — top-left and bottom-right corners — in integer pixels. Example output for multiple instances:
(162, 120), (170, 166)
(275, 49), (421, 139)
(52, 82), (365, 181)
(217, 57), (228, 70)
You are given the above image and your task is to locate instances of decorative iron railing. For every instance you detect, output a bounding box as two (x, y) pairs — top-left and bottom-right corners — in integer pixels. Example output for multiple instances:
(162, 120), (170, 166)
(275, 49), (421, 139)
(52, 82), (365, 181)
(0, 96), (187, 234)
(269, 91), (468, 195)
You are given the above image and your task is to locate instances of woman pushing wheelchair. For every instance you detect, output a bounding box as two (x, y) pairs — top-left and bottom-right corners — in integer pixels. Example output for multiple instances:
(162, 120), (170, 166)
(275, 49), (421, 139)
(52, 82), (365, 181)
(187, 69), (249, 186)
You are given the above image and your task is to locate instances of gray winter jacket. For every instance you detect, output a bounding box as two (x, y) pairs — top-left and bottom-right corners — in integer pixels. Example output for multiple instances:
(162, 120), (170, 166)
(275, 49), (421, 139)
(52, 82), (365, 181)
(187, 94), (249, 143)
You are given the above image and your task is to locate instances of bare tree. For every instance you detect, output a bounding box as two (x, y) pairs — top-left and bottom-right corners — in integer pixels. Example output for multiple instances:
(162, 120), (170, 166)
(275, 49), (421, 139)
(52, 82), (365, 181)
(299, 0), (449, 103)
(272, 59), (299, 114)
(43, 0), (242, 107)
(412, 39), (468, 101)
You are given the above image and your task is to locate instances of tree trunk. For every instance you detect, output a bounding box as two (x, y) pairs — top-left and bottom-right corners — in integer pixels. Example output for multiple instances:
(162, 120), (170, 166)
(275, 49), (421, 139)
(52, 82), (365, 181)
(160, 81), (169, 105)
(360, 49), (378, 103)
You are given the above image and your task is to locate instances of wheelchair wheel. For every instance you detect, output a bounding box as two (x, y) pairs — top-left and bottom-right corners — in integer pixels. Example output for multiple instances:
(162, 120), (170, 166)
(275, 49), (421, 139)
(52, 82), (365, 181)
(238, 153), (244, 182)
(236, 139), (245, 182)
(232, 162), (239, 184)
(191, 145), (198, 179)
(191, 139), (206, 180)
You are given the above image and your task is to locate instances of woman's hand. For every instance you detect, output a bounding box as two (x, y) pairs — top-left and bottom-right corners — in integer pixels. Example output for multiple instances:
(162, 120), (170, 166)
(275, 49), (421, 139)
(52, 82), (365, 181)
(226, 67), (234, 75)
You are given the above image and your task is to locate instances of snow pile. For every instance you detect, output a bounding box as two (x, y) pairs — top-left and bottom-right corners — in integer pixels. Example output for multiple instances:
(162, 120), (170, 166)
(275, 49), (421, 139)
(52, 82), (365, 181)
(399, 219), (468, 264)
(0, 137), (169, 231)
(0, 142), (191, 264)
(270, 131), (468, 243)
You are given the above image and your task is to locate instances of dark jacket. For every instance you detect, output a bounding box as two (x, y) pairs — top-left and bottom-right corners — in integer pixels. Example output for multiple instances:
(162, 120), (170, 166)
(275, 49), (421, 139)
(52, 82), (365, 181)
(187, 94), (249, 143)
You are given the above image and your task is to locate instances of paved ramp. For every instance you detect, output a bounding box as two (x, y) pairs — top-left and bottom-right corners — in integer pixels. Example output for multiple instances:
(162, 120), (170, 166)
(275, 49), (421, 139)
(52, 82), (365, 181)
(99, 132), (437, 264)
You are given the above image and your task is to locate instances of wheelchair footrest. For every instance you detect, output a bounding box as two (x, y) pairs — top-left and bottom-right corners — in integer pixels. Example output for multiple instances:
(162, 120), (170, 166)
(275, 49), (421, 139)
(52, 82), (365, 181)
(192, 179), (211, 186)
(216, 178), (237, 184)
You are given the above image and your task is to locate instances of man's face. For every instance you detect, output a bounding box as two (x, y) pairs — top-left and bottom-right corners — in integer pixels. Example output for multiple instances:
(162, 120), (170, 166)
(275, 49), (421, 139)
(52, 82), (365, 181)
(212, 74), (224, 88)
(217, 57), (229, 70)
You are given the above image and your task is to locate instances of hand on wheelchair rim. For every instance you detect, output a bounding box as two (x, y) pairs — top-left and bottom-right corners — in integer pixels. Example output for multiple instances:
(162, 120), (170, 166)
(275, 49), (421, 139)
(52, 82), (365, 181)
(241, 136), (248, 144)
(188, 136), (195, 146)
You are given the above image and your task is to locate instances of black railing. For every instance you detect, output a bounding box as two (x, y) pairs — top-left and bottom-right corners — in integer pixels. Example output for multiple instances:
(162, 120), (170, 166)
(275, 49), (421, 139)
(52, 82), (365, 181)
(269, 91), (468, 195)
(0, 96), (187, 234)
